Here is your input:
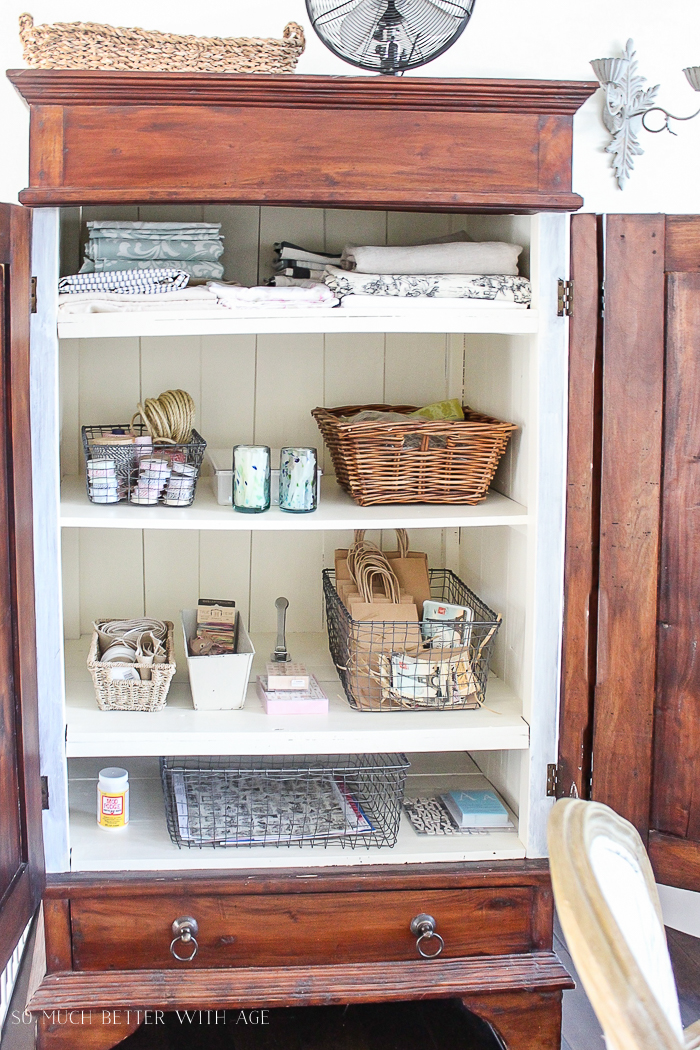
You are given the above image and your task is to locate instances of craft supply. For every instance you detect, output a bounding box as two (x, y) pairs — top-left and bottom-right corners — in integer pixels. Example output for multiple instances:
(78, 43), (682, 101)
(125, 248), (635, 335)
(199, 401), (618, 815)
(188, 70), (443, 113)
(323, 567), (501, 711)
(160, 754), (408, 850)
(256, 674), (329, 715)
(422, 600), (475, 644)
(191, 599), (238, 654)
(403, 797), (516, 836)
(197, 599), (237, 624)
(181, 609), (255, 711)
(440, 788), (511, 828)
(89, 619), (175, 709)
(265, 663), (310, 691)
(82, 422), (206, 507)
(132, 389), (195, 444)
(279, 447), (318, 512)
(271, 597), (291, 662)
(97, 767), (129, 829)
(233, 445), (270, 512)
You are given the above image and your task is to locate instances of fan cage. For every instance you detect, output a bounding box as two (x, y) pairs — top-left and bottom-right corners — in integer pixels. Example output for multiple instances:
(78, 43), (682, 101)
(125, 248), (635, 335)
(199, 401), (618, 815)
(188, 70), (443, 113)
(305, 0), (476, 74)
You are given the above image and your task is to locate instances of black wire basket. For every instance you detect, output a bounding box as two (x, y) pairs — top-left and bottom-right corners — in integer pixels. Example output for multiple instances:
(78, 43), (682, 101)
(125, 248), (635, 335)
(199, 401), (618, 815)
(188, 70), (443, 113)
(323, 568), (502, 712)
(82, 424), (206, 507)
(161, 754), (410, 849)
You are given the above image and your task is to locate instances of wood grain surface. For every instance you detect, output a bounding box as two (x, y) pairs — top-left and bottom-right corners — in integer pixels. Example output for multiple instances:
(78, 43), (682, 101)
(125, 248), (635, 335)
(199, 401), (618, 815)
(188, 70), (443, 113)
(558, 212), (602, 800)
(652, 272), (700, 841)
(665, 215), (700, 272)
(461, 990), (564, 1050)
(590, 214), (665, 837)
(649, 831), (700, 891)
(69, 887), (537, 971)
(7, 70), (596, 210)
(0, 204), (44, 976)
(28, 952), (573, 1012)
(44, 859), (552, 898)
(7, 70), (598, 112)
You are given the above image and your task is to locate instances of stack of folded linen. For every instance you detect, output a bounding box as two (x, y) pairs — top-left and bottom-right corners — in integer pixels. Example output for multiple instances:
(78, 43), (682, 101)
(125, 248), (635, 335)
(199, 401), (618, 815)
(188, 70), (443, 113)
(207, 281), (339, 310)
(324, 241), (532, 308)
(270, 241), (342, 285)
(79, 221), (225, 280)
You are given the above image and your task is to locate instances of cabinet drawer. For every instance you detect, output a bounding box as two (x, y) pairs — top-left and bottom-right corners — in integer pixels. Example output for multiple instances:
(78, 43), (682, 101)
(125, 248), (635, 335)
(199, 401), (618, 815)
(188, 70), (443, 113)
(71, 886), (536, 970)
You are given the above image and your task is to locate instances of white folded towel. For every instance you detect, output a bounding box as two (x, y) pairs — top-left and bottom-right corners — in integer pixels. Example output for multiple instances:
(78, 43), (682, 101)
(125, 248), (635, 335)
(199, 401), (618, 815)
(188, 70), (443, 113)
(208, 281), (339, 308)
(341, 241), (522, 276)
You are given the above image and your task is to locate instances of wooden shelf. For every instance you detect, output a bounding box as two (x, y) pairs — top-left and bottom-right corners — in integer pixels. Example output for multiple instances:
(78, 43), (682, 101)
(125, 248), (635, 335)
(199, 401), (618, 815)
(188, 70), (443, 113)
(64, 634), (529, 758)
(57, 307), (538, 340)
(60, 476), (529, 531)
(68, 753), (525, 871)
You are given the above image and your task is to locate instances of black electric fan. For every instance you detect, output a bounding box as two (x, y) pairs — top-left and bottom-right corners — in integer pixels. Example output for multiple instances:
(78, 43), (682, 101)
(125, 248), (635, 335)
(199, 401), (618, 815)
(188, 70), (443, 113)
(305, 0), (476, 76)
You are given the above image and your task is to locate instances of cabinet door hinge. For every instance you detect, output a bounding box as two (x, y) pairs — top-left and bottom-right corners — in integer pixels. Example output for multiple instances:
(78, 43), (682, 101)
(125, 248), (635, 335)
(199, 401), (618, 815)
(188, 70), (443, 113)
(600, 279), (605, 318)
(557, 278), (573, 317)
(41, 775), (49, 810)
(546, 763), (559, 797)
(30, 276), (37, 314)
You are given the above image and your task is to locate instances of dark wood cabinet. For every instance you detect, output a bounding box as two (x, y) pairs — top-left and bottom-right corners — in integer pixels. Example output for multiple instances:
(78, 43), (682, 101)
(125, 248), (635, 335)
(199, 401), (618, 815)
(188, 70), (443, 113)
(0, 69), (643, 1050)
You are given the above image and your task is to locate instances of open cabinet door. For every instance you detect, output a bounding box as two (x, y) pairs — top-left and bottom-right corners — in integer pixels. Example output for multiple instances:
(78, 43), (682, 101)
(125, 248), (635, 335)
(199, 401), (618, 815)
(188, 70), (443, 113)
(647, 216), (700, 891)
(0, 203), (44, 972)
(559, 213), (700, 893)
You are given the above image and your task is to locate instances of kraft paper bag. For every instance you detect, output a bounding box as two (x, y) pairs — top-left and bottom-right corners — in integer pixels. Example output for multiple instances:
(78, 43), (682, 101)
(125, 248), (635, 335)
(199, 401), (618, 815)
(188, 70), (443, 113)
(385, 551), (431, 617)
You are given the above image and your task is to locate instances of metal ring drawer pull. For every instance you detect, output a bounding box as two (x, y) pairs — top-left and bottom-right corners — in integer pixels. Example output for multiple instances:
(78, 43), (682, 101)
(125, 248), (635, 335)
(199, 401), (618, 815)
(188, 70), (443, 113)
(410, 913), (445, 959)
(170, 916), (199, 962)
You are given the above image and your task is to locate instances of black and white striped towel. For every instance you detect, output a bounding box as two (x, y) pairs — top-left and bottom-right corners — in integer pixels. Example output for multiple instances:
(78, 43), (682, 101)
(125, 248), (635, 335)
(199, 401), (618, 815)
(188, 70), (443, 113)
(58, 268), (189, 295)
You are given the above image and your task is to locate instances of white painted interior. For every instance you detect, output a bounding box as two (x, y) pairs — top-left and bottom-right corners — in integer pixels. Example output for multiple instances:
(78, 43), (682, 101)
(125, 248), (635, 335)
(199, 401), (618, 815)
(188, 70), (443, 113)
(16, 205), (568, 871)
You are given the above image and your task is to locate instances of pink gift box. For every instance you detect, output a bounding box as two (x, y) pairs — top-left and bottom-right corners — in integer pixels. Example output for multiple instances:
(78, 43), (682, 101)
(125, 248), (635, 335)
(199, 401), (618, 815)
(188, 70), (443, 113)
(256, 675), (329, 715)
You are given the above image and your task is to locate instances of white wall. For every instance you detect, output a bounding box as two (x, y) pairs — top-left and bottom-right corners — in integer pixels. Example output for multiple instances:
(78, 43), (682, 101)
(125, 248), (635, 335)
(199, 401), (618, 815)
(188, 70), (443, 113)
(1, 0), (700, 210)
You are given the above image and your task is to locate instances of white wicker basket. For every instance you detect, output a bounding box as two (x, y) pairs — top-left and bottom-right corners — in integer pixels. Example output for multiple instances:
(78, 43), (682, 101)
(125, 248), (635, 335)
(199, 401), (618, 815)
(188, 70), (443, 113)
(88, 620), (176, 712)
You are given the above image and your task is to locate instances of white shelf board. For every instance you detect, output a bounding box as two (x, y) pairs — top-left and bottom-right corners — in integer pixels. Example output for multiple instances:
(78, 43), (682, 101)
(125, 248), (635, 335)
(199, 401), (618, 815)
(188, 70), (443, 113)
(57, 307), (538, 340)
(60, 475), (529, 531)
(64, 633), (529, 758)
(68, 754), (526, 871)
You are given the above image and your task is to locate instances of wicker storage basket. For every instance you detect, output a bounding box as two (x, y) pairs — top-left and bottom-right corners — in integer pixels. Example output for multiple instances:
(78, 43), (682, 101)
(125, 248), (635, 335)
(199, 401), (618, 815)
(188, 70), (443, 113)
(312, 404), (517, 506)
(19, 14), (305, 73)
(88, 621), (176, 712)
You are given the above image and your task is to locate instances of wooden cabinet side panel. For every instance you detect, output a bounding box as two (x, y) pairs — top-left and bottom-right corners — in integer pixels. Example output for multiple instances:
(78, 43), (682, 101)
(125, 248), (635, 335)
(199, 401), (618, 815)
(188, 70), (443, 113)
(652, 272), (700, 840)
(591, 214), (665, 837)
(558, 212), (602, 800)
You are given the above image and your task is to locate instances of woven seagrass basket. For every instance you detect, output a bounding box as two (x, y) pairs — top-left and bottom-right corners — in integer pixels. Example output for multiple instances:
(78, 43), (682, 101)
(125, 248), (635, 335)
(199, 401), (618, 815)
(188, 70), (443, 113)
(88, 620), (176, 712)
(19, 14), (305, 73)
(312, 404), (517, 507)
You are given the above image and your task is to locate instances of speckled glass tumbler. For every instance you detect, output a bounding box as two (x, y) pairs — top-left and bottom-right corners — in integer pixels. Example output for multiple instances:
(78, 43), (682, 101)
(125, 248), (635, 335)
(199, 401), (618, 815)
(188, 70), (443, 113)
(233, 445), (270, 513)
(279, 447), (318, 513)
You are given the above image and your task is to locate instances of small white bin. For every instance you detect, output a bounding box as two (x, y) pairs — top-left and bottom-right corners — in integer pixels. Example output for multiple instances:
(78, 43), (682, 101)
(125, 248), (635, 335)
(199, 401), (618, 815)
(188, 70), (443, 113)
(206, 448), (322, 507)
(181, 609), (255, 710)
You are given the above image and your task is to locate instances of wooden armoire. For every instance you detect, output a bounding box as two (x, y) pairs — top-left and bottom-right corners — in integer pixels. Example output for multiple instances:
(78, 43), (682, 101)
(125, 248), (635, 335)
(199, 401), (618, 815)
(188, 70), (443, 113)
(0, 67), (697, 1050)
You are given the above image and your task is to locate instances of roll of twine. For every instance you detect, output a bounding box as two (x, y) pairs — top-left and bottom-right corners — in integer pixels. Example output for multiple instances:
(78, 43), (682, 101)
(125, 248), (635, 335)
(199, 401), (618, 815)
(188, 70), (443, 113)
(131, 389), (195, 444)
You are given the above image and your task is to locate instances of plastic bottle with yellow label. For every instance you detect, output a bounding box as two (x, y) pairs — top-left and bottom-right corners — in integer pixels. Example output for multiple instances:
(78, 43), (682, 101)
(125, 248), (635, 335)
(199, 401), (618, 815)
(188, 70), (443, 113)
(97, 767), (129, 829)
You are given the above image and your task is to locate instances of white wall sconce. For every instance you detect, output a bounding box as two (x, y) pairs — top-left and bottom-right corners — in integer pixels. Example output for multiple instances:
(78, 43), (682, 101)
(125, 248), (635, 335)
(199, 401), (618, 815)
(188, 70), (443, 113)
(590, 39), (700, 188)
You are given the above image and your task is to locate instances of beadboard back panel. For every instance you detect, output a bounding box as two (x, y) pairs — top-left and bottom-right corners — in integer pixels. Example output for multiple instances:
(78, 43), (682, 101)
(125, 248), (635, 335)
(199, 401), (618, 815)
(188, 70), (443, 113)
(58, 205), (535, 675)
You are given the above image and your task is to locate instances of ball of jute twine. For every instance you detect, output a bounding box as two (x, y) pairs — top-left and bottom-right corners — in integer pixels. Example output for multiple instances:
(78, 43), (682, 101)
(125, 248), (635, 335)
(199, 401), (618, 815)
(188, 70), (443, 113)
(131, 389), (195, 445)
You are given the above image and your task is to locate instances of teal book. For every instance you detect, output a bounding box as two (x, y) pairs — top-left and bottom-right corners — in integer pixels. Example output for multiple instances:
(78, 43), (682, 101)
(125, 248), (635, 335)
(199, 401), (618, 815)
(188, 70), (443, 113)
(440, 788), (510, 828)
